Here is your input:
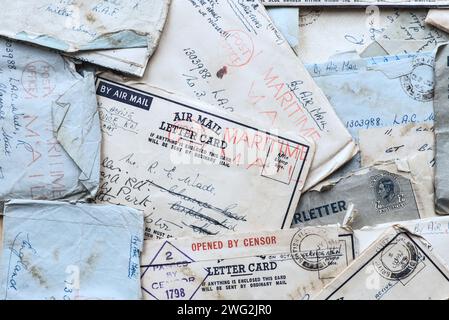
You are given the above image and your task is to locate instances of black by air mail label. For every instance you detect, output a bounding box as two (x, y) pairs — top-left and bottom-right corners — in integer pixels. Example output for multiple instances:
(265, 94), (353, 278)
(97, 80), (153, 111)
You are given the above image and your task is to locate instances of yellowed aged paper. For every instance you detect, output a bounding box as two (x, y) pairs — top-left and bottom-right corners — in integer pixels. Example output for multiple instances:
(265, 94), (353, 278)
(138, 0), (357, 190)
(299, 9), (447, 63)
(426, 9), (449, 33)
(359, 124), (435, 169)
(315, 227), (449, 300)
(140, 226), (355, 300)
(71, 47), (151, 77)
(95, 77), (315, 239)
(370, 10), (448, 56)
(0, 40), (101, 202)
(359, 125), (437, 218)
(298, 8), (397, 63)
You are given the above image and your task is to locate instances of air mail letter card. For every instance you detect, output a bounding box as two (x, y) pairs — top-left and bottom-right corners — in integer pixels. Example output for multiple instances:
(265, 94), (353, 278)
(95, 78), (315, 239)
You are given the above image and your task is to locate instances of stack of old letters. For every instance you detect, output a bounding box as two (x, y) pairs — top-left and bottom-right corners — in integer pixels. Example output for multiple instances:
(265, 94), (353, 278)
(1, 0), (449, 300)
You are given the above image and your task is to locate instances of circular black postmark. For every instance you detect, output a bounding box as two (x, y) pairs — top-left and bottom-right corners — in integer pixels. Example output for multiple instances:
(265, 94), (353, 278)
(290, 228), (341, 271)
(370, 172), (406, 214)
(400, 55), (434, 102)
(299, 9), (322, 28)
(373, 237), (420, 281)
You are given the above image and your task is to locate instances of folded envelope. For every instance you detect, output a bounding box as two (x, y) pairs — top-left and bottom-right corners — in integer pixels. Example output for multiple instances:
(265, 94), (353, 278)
(298, 8), (448, 63)
(298, 8), (396, 63)
(315, 227), (449, 300)
(307, 52), (435, 141)
(426, 9), (449, 34)
(304, 52), (435, 180)
(95, 77), (314, 239)
(0, 39), (100, 202)
(0, 200), (144, 300)
(0, 0), (169, 53)
(71, 4), (300, 77)
(363, 9), (449, 57)
(68, 0), (171, 76)
(136, 0), (357, 190)
(292, 158), (435, 230)
(70, 45), (154, 77)
(355, 216), (449, 265)
(140, 226), (355, 300)
(433, 43), (449, 215)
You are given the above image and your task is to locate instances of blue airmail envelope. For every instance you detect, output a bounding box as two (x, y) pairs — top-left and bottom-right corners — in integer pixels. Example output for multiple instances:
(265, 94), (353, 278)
(0, 1), (170, 76)
(0, 39), (100, 203)
(140, 226), (355, 300)
(0, 0), (170, 53)
(302, 52), (435, 177)
(306, 52), (435, 141)
(357, 124), (437, 220)
(0, 200), (143, 300)
(266, 7), (299, 53)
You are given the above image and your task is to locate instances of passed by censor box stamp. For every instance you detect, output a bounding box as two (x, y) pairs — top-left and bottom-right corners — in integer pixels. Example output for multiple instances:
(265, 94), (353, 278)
(261, 141), (307, 185)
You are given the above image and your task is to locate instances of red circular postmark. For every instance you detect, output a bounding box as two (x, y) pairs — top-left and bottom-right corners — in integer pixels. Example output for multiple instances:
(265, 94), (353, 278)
(21, 61), (56, 98)
(222, 30), (254, 68)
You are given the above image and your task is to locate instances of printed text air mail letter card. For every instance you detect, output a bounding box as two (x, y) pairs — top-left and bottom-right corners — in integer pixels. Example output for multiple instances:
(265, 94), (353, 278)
(95, 78), (315, 239)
